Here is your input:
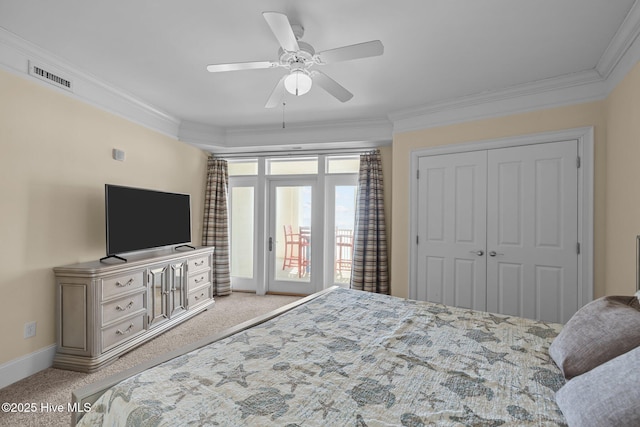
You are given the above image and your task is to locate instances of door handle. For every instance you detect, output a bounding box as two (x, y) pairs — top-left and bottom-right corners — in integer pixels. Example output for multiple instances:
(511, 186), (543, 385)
(469, 250), (484, 256)
(489, 251), (504, 257)
(269, 237), (273, 252)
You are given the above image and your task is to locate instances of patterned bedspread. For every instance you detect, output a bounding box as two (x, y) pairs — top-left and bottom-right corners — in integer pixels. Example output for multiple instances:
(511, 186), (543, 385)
(78, 288), (566, 426)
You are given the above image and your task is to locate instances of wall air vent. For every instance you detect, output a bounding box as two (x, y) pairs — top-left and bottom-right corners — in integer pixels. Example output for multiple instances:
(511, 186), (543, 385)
(28, 61), (73, 92)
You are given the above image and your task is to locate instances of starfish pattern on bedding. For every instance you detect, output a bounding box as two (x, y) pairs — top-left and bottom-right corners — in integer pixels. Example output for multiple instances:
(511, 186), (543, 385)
(314, 356), (353, 377)
(473, 346), (516, 366)
(299, 325), (327, 338)
(432, 316), (456, 328)
(417, 390), (446, 408)
(378, 360), (405, 383)
(486, 313), (515, 325)
(215, 364), (257, 388)
(313, 399), (340, 419)
(280, 373), (312, 392)
(228, 332), (252, 345)
(396, 349), (436, 370)
(108, 376), (153, 407)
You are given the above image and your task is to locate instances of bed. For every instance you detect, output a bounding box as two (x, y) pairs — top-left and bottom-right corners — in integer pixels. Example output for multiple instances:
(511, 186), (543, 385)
(73, 286), (571, 426)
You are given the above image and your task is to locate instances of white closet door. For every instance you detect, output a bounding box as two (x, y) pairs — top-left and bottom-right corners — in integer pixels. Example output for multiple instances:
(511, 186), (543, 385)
(486, 141), (578, 323)
(417, 151), (487, 310)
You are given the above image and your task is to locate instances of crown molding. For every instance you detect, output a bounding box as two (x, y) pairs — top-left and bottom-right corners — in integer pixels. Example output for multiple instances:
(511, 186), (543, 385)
(0, 27), (181, 138)
(601, 1), (640, 94)
(179, 117), (393, 152)
(389, 70), (606, 134)
(178, 120), (226, 147)
(225, 117), (393, 147)
(193, 139), (390, 156)
(596, 0), (640, 80)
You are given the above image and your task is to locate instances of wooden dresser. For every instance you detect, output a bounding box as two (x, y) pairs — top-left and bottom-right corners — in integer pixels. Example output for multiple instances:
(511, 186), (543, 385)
(53, 246), (215, 372)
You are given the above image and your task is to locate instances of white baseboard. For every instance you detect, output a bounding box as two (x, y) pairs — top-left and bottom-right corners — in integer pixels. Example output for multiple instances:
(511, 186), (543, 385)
(0, 344), (56, 389)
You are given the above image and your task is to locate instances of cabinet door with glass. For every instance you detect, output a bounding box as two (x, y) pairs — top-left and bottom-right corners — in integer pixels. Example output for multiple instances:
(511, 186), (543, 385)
(169, 261), (187, 317)
(147, 264), (169, 328)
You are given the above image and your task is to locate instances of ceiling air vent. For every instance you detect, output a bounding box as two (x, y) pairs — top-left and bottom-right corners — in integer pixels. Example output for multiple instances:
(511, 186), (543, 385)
(28, 61), (73, 92)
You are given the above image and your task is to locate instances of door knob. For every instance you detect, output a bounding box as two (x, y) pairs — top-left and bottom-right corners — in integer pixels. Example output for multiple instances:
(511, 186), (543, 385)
(489, 251), (504, 257)
(469, 250), (484, 256)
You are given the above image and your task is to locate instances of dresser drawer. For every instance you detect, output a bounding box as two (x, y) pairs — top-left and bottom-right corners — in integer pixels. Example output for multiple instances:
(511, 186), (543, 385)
(101, 314), (145, 351)
(102, 291), (145, 325)
(188, 285), (212, 309)
(188, 271), (210, 289)
(187, 255), (210, 272)
(102, 271), (145, 300)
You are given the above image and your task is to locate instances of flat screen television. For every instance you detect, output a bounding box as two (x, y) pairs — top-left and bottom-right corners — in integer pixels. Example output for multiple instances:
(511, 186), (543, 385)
(104, 184), (191, 260)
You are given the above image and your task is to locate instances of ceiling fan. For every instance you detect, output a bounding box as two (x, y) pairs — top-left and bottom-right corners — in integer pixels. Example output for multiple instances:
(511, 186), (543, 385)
(206, 11), (384, 108)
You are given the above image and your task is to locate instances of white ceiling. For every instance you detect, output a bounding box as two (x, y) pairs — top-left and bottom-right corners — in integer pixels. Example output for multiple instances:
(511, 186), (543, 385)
(0, 0), (637, 151)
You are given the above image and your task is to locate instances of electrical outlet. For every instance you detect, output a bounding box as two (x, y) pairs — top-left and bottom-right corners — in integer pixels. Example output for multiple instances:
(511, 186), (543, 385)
(24, 321), (36, 339)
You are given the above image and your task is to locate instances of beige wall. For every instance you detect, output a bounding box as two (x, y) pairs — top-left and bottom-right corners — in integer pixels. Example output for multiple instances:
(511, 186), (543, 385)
(0, 69), (208, 365)
(604, 60), (640, 295)
(391, 101), (607, 298)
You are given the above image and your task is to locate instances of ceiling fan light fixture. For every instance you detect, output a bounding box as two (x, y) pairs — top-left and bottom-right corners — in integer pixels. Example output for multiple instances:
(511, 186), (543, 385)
(284, 69), (312, 96)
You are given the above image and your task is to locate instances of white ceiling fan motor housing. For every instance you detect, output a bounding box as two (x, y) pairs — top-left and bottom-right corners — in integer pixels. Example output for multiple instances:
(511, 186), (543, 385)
(278, 41), (315, 69)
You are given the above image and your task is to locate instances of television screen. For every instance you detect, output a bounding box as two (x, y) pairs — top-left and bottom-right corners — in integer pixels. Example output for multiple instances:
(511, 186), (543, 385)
(105, 184), (191, 256)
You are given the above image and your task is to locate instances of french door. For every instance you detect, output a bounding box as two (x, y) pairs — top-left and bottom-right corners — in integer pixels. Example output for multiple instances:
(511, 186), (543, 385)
(267, 179), (318, 294)
(228, 155), (361, 295)
(416, 140), (579, 323)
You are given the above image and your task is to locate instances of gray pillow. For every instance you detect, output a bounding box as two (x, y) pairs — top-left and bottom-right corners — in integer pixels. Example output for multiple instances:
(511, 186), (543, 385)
(549, 295), (640, 378)
(556, 346), (640, 427)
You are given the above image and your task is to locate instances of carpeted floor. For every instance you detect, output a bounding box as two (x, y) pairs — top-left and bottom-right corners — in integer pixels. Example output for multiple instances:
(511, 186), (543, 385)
(0, 292), (301, 427)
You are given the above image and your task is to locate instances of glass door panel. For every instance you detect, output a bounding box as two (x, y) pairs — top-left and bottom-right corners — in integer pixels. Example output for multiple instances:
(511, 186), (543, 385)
(269, 181), (316, 294)
(333, 185), (357, 284)
(230, 186), (254, 279)
(228, 179), (258, 292)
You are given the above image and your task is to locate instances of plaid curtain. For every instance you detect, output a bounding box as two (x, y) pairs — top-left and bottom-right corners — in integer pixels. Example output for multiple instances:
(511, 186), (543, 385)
(351, 149), (389, 294)
(202, 157), (231, 296)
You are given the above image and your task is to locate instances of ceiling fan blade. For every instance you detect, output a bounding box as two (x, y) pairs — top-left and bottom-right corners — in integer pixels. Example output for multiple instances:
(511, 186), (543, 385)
(311, 70), (353, 102)
(265, 75), (287, 108)
(316, 40), (384, 64)
(263, 12), (300, 52)
(206, 61), (278, 73)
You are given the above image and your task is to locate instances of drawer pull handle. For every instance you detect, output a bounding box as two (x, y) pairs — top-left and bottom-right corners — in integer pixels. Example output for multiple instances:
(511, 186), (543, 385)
(116, 323), (134, 335)
(194, 260), (204, 267)
(194, 292), (205, 301)
(195, 276), (205, 284)
(115, 301), (134, 311)
(115, 278), (134, 288)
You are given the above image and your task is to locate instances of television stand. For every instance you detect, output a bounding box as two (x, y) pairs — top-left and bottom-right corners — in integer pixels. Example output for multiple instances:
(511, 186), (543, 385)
(174, 244), (196, 251)
(99, 254), (127, 263)
(54, 246), (215, 372)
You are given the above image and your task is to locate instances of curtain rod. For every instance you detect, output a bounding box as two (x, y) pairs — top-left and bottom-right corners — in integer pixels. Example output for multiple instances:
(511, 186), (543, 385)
(212, 148), (378, 159)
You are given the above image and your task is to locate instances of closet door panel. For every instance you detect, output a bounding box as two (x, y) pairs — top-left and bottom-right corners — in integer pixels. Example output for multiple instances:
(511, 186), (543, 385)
(417, 151), (487, 311)
(486, 141), (578, 323)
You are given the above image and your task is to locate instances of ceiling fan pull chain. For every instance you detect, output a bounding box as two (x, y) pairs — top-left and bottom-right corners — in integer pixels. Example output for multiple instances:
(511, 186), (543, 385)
(282, 101), (286, 129)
